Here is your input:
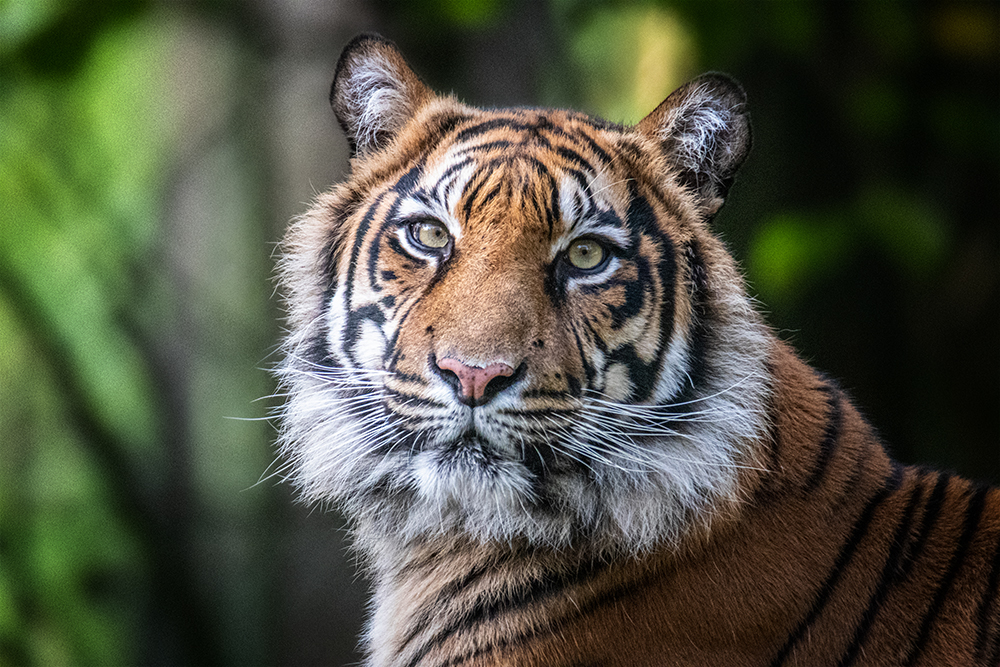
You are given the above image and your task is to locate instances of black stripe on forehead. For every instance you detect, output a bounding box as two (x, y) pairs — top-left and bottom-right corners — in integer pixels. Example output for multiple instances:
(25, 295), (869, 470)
(450, 111), (615, 165)
(426, 156), (476, 205)
(429, 112), (621, 228)
(452, 117), (546, 144)
(459, 154), (558, 223)
(455, 139), (517, 156)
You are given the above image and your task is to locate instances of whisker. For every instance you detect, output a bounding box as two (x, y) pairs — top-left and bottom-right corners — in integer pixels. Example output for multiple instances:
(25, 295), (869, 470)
(583, 371), (764, 413)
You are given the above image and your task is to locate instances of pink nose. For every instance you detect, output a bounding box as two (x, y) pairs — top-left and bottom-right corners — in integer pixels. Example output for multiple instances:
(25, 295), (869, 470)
(436, 358), (515, 403)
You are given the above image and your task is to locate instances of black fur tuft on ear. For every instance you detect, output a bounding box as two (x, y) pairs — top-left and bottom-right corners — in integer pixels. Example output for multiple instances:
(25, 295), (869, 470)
(330, 34), (431, 158)
(638, 74), (751, 213)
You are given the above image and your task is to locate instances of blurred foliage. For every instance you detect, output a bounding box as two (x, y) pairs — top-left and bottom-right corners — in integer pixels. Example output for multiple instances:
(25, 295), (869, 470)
(565, 5), (695, 123)
(1, 8), (161, 665)
(1, 0), (997, 665)
(2, 2), (274, 665)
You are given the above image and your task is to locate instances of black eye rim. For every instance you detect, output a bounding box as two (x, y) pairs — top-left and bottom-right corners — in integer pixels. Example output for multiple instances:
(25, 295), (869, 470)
(562, 235), (614, 274)
(404, 217), (452, 253)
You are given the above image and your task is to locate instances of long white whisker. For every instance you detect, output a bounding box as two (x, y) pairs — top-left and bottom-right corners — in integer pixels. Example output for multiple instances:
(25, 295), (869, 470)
(584, 371), (764, 413)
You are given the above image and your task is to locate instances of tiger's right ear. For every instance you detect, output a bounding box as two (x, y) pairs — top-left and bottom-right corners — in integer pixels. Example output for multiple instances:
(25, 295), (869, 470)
(330, 34), (432, 158)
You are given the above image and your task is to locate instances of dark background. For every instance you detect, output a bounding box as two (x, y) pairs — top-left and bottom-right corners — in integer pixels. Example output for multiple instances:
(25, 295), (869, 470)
(1, 0), (996, 664)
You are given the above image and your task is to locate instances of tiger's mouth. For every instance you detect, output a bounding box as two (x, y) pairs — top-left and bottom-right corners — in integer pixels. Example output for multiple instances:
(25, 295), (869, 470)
(434, 433), (500, 468)
(447, 431), (488, 452)
(421, 421), (515, 462)
(407, 410), (548, 482)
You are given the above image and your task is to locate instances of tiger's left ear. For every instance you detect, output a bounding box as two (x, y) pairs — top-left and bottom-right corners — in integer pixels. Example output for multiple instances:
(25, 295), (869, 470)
(330, 34), (433, 158)
(637, 74), (751, 215)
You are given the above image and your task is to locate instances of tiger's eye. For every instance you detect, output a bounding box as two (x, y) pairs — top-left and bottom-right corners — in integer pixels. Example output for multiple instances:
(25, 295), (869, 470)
(567, 238), (605, 270)
(411, 220), (450, 249)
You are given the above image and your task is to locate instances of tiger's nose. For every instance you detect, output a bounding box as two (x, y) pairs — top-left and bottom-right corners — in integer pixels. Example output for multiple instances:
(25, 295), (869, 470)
(435, 357), (516, 406)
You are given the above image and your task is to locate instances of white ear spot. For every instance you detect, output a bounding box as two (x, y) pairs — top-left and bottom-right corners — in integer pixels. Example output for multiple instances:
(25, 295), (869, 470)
(662, 86), (733, 182)
(343, 59), (411, 152)
(330, 35), (431, 156)
(637, 74), (750, 205)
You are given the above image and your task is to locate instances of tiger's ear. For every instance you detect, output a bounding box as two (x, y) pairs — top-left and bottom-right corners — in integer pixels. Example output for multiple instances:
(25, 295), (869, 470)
(330, 34), (432, 158)
(637, 74), (751, 214)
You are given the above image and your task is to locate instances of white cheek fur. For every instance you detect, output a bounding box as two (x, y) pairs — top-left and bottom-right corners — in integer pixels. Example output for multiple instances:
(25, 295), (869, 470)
(353, 319), (388, 370)
(325, 284), (350, 362)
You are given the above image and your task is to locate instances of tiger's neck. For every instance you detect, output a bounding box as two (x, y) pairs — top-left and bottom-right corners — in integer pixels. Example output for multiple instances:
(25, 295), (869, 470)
(359, 339), (899, 666)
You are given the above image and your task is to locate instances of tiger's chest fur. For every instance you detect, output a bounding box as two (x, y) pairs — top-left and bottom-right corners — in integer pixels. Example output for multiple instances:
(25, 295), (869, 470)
(276, 34), (1000, 666)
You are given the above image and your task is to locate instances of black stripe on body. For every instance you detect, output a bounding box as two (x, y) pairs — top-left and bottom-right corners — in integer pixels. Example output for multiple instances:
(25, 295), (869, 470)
(396, 557), (504, 654)
(831, 434), (873, 514)
(756, 360), (783, 487)
(974, 526), (1000, 664)
(433, 553), (669, 667)
(401, 557), (611, 667)
(900, 470), (949, 578)
(903, 483), (991, 666)
(836, 478), (924, 666)
(427, 466), (941, 667)
(769, 464), (905, 667)
(804, 382), (844, 492)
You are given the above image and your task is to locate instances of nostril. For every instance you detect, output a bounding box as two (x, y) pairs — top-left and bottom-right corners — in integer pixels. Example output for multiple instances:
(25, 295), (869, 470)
(480, 369), (518, 403)
(435, 357), (516, 405)
(437, 365), (463, 396)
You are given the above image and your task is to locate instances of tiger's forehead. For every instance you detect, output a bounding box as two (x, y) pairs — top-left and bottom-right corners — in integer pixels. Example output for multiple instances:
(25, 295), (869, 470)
(395, 110), (634, 253)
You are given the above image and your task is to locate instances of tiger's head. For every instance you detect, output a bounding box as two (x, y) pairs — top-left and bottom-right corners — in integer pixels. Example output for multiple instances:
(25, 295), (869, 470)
(278, 35), (772, 555)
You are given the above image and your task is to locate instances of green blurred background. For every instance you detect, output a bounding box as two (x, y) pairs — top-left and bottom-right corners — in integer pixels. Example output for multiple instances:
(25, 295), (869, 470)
(1, 0), (997, 664)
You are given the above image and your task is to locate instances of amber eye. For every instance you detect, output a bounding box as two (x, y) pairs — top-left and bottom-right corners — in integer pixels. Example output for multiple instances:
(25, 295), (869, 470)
(409, 220), (451, 250)
(566, 238), (606, 271)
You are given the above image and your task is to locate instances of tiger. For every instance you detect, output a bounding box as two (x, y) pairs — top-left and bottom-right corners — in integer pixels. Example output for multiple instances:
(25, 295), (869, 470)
(275, 34), (1000, 667)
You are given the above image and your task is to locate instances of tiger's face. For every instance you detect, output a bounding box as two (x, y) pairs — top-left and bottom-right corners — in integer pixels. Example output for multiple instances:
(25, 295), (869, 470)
(279, 35), (770, 553)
